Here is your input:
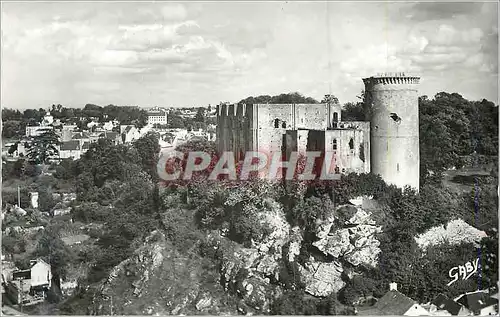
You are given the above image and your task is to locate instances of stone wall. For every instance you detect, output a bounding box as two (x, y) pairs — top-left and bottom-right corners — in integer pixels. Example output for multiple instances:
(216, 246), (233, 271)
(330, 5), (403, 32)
(216, 101), (370, 177)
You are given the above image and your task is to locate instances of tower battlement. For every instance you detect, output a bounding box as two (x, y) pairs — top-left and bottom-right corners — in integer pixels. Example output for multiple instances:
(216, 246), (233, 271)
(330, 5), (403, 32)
(363, 73), (420, 86)
(217, 103), (250, 117)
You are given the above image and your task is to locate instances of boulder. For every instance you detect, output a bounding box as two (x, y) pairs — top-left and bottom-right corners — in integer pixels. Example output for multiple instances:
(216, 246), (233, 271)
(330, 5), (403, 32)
(312, 205), (382, 268)
(299, 258), (345, 297)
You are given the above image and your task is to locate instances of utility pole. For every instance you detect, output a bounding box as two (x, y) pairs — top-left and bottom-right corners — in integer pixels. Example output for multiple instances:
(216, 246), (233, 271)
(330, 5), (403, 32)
(17, 186), (21, 207)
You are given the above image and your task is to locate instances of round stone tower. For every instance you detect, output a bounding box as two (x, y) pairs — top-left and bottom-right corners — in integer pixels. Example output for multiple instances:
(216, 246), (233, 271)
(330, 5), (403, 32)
(363, 73), (420, 191)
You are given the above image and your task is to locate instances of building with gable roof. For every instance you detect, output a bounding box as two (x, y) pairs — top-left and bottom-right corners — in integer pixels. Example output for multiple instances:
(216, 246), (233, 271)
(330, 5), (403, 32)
(454, 290), (498, 315)
(356, 283), (429, 316)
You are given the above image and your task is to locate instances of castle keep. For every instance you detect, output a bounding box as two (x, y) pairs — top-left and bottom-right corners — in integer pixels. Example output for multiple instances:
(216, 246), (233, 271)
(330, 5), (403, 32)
(363, 73), (420, 190)
(216, 73), (420, 190)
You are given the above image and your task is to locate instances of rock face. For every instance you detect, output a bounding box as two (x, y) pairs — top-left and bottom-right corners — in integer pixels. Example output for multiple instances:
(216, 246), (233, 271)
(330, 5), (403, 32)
(415, 218), (488, 251)
(216, 233), (283, 314)
(89, 230), (239, 316)
(313, 205), (382, 268)
(217, 201), (383, 299)
(298, 258), (345, 297)
(214, 201), (293, 313)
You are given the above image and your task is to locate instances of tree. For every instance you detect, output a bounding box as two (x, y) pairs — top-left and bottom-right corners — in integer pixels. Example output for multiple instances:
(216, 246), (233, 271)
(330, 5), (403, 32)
(8, 142), (18, 154)
(321, 94), (339, 104)
(26, 130), (60, 164)
(194, 107), (206, 122)
(167, 111), (185, 128)
(34, 226), (75, 293)
(2, 108), (23, 121)
(54, 159), (78, 180)
(133, 132), (160, 181)
(342, 102), (364, 121)
(2, 121), (24, 138)
(39, 190), (57, 214)
(239, 92), (319, 105)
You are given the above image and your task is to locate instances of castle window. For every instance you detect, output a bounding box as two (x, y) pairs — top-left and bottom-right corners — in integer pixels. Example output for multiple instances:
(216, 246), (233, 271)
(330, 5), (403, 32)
(333, 139), (337, 150)
(335, 166), (340, 174)
(397, 163), (400, 172)
(282, 121), (287, 128)
(359, 144), (365, 162)
(349, 138), (354, 150)
(274, 119), (279, 128)
(390, 112), (402, 123)
(333, 112), (338, 122)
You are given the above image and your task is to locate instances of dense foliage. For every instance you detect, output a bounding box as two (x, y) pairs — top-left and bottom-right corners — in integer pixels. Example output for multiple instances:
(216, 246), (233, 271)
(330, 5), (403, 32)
(2, 104), (148, 139)
(239, 92), (319, 105)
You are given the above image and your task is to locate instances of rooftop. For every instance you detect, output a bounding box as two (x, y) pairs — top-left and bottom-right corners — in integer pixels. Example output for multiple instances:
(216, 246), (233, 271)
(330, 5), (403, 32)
(357, 290), (416, 315)
(432, 294), (465, 315)
(60, 140), (80, 151)
(456, 290), (498, 312)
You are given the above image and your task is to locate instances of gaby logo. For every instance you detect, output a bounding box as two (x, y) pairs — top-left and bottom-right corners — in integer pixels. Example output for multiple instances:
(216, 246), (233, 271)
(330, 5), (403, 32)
(157, 150), (343, 181)
(447, 258), (480, 287)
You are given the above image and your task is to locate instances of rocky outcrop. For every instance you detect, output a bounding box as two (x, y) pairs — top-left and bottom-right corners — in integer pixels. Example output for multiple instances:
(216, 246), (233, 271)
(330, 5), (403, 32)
(415, 218), (487, 251)
(313, 205), (382, 268)
(298, 258), (345, 297)
(216, 234), (282, 314)
(89, 230), (239, 315)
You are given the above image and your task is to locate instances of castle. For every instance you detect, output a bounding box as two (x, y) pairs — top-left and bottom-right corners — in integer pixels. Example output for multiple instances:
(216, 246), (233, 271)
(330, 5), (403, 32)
(216, 73), (420, 190)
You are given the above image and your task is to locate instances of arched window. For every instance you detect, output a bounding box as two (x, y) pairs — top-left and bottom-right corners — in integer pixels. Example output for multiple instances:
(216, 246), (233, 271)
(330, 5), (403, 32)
(349, 138), (354, 150)
(274, 119), (279, 128)
(333, 139), (337, 150)
(282, 121), (287, 128)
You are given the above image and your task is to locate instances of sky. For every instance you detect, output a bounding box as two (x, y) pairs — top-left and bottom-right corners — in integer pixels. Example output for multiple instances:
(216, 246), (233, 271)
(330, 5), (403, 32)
(1, 1), (498, 109)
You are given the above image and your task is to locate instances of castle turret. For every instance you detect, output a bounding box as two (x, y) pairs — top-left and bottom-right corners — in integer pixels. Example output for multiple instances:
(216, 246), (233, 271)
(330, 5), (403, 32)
(363, 73), (420, 191)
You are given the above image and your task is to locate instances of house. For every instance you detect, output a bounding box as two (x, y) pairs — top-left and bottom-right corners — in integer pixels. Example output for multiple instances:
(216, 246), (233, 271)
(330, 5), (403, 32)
(5, 259), (52, 305)
(357, 283), (430, 316)
(41, 114), (54, 126)
(147, 107), (168, 125)
(103, 121), (115, 131)
(25, 126), (53, 137)
(455, 290), (498, 315)
(29, 192), (39, 209)
(120, 125), (140, 143)
(61, 125), (78, 142)
(429, 294), (470, 315)
(98, 131), (121, 145)
(59, 140), (82, 160)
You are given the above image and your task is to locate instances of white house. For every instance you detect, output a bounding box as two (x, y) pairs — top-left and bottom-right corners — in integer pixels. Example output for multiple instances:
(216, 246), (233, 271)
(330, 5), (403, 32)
(59, 140), (83, 160)
(6, 259), (52, 304)
(147, 107), (168, 125)
(41, 114), (54, 126)
(26, 126), (53, 137)
(120, 125), (140, 143)
(29, 259), (52, 288)
(103, 121), (115, 131)
(29, 192), (39, 209)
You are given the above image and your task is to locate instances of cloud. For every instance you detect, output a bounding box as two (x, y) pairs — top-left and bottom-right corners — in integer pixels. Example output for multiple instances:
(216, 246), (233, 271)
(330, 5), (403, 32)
(1, 2), (497, 108)
(407, 2), (482, 21)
